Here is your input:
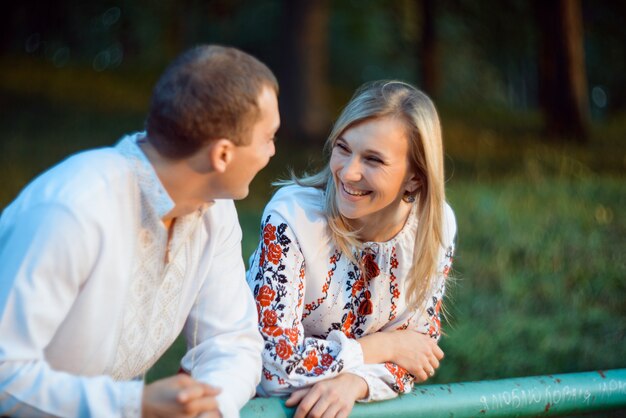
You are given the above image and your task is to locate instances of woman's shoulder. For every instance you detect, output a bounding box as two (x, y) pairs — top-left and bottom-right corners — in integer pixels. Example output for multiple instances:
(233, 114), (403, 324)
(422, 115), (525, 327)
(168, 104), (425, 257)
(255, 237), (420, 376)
(442, 202), (457, 246)
(263, 184), (326, 228)
(267, 184), (324, 212)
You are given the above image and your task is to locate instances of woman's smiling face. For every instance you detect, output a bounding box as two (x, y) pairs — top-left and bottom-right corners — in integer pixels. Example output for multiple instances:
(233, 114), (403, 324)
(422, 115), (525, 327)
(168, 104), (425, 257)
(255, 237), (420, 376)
(329, 116), (419, 236)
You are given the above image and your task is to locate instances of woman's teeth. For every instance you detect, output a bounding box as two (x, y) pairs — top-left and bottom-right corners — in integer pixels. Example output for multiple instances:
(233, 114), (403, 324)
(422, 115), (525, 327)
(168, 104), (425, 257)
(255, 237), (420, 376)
(343, 183), (370, 196)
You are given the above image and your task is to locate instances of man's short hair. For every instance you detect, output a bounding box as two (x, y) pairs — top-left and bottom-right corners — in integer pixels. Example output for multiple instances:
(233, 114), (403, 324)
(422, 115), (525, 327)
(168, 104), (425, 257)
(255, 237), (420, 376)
(146, 45), (278, 159)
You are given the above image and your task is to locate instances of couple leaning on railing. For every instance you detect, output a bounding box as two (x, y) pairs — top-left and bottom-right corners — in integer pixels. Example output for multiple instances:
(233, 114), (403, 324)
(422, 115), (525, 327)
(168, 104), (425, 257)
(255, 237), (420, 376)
(5, 43), (619, 418)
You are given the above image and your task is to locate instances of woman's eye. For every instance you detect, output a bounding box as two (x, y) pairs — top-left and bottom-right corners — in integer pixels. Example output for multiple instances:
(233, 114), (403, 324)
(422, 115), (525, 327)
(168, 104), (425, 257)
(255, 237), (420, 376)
(366, 156), (383, 164)
(335, 143), (349, 152)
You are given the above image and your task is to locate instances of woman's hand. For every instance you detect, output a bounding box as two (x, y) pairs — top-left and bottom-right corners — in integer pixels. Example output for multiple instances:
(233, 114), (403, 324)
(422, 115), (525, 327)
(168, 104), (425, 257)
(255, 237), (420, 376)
(358, 330), (444, 381)
(387, 330), (444, 382)
(285, 373), (368, 418)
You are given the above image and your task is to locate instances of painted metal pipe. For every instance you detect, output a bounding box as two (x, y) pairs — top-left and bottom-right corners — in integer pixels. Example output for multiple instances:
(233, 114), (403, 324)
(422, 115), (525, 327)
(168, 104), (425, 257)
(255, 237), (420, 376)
(241, 369), (626, 417)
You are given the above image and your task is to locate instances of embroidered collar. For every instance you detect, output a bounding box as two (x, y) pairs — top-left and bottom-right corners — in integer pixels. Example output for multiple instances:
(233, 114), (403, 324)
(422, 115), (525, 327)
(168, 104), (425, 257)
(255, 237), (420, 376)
(115, 132), (175, 219)
(360, 202), (418, 253)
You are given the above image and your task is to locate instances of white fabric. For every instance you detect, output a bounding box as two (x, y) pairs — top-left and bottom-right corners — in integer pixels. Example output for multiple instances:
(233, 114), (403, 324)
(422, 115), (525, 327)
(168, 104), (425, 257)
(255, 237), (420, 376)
(246, 185), (455, 401)
(0, 132), (263, 418)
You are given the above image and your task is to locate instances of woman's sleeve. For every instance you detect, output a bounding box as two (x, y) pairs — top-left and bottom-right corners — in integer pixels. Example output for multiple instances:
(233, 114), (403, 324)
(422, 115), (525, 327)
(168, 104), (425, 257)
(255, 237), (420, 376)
(348, 206), (457, 402)
(246, 210), (365, 397)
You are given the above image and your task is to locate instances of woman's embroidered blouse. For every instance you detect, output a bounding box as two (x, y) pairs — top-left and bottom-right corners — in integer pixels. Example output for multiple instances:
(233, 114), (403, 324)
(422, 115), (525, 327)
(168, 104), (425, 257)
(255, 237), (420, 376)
(246, 185), (456, 401)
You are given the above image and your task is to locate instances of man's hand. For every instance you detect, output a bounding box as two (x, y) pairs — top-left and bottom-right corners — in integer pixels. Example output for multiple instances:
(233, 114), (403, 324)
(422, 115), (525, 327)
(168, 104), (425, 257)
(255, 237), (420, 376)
(285, 373), (367, 418)
(142, 374), (222, 418)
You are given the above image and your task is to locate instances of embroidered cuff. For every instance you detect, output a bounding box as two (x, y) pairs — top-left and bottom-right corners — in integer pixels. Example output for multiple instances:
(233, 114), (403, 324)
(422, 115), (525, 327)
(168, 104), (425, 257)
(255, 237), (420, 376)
(347, 364), (400, 402)
(326, 330), (364, 370)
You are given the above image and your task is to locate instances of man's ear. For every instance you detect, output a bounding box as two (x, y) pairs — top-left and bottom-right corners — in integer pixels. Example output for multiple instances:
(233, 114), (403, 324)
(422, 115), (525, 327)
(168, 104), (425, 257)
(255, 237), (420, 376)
(207, 139), (235, 173)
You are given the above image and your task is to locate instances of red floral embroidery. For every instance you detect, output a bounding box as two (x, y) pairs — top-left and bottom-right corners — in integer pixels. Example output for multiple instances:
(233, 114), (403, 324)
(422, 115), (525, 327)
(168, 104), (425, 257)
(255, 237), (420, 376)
(341, 311), (356, 337)
(358, 290), (373, 316)
(275, 339), (293, 360)
(351, 277), (365, 296)
(257, 285), (276, 307)
(428, 298), (443, 336)
(303, 250), (340, 319)
(267, 242), (282, 265)
(390, 257), (399, 269)
(362, 253), (380, 280)
(388, 247), (399, 321)
(263, 223), (277, 245)
(284, 327), (299, 344)
(297, 268), (305, 309)
(303, 351), (318, 371)
(251, 217), (345, 388)
(384, 362), (412, 393)
(443, 264), (451, 277)
(321, 353), (334, 367)
(263, 325), (283, 337)
(263, 309), (278, 327)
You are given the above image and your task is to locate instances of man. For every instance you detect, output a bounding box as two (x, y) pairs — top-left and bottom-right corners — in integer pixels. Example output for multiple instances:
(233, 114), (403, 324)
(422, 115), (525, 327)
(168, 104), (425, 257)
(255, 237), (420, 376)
(0, 45), (280, 418)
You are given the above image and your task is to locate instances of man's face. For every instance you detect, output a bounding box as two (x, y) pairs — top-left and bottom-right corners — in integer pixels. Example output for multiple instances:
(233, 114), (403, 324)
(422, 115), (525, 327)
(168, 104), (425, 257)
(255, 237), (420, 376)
(225, 86), (280, 199)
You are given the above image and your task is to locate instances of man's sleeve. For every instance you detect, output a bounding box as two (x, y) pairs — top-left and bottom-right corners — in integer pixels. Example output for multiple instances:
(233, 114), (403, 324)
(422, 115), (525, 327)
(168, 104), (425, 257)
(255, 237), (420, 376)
(0, 203), (143, 418)
(180, 207), (264, 418)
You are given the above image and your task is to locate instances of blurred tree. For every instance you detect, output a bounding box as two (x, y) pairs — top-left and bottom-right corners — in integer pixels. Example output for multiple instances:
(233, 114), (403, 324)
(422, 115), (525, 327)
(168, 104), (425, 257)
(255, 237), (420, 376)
(278, 0), (331, 144)
(535, 0), (590, 141)
(419, 0), (440, 98)
(583, 0), (626, 114)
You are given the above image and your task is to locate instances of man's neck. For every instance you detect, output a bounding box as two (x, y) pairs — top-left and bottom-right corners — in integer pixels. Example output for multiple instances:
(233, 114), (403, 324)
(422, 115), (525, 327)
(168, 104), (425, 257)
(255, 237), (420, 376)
(139, 139), (209, 221)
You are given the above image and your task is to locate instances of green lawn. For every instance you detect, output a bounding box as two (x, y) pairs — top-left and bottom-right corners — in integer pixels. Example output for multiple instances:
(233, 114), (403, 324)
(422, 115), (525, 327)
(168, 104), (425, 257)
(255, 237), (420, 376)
(1, 74), (624, 389)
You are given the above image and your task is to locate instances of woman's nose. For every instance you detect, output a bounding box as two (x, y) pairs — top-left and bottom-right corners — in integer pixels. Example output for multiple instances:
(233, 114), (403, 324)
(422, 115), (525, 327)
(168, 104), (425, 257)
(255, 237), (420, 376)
(340, 157), (362, 182)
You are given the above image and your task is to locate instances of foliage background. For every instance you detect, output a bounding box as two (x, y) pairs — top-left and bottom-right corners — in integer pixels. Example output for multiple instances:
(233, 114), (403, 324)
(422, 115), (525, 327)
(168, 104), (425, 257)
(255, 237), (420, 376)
(1, 1), (624, 411)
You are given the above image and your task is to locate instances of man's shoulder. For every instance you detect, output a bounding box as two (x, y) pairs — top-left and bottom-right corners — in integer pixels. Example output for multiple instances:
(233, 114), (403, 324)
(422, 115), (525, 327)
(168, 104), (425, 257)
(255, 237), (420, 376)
(9, 147), (133, 210)
(57, 147), (129, 177)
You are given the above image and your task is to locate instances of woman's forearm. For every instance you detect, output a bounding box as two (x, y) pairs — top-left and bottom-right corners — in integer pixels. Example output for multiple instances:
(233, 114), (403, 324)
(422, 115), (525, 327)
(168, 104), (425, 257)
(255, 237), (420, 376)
(357, 332), (394, 364)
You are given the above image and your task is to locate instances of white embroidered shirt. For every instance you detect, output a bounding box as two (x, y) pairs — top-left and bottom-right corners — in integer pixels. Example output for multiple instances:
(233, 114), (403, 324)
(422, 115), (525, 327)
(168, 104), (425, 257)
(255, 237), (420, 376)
(246, 185), (456, 401)
(0, 132), (263, 418)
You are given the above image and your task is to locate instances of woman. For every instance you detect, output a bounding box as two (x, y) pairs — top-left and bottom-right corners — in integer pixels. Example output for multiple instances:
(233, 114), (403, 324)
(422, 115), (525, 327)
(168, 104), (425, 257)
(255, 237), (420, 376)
(246, 80), (456, 418)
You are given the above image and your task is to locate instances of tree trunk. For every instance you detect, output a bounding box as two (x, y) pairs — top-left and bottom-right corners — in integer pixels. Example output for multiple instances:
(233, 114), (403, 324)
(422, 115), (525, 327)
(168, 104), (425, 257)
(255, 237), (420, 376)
(277, 0), (330, 144)
(535, 0), (589, 141)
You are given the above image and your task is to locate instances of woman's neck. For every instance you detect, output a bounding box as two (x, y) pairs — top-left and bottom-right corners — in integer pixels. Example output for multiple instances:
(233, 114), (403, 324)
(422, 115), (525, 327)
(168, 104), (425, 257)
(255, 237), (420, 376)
(352, 202), (413, 243)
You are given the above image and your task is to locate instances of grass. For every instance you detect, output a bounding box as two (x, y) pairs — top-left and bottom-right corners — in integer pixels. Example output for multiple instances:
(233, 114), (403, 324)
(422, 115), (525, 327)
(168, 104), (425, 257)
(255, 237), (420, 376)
(1, 63), (624, 398)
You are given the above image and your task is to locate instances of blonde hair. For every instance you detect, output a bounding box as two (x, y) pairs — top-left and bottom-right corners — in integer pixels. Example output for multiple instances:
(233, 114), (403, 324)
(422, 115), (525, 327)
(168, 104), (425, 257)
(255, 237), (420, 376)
(283, 80), (446, 309)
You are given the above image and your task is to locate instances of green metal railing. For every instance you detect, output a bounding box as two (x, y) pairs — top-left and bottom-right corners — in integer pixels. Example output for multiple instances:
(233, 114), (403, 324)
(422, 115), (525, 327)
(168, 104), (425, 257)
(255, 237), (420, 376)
(241, 368), (626, 417)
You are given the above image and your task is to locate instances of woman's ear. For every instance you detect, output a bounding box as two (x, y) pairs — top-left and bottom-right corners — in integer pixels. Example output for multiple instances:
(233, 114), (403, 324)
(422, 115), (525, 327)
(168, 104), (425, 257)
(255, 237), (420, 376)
(404, 171), (423, 195)
(207, 139), (235, 173)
